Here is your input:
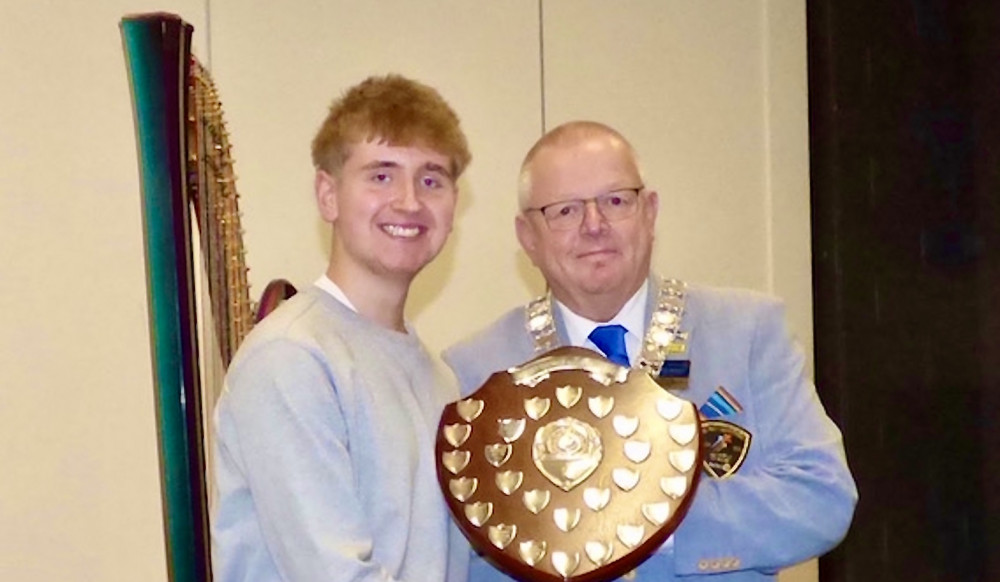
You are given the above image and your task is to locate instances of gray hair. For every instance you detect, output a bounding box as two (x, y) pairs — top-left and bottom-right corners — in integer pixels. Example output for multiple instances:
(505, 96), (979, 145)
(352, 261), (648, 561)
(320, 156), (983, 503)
(517, 121), (644, 210)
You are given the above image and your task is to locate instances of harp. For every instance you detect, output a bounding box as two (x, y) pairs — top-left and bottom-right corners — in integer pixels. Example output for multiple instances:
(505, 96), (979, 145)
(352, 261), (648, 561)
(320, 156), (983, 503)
(120, 13), (295, 581)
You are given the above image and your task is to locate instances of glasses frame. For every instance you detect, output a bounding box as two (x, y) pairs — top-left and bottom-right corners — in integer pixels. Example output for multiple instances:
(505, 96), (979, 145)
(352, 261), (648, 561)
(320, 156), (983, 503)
(524, 186), (645, 231)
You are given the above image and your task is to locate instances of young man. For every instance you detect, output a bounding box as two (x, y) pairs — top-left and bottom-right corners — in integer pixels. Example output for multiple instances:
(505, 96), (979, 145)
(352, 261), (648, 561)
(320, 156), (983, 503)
(212, 75), (471, 581)
(444, 121), (857, 580)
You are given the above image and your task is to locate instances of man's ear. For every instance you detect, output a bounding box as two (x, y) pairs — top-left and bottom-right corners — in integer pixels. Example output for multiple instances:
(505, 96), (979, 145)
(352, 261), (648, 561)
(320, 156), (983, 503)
(515, 213), (539, 264)
(315, 170), (339, 223)
(643, 189), (660, 224)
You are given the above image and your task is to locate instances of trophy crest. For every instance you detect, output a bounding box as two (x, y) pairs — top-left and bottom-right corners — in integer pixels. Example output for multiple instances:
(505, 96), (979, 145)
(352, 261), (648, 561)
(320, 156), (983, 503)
(436, 347), (702, 582)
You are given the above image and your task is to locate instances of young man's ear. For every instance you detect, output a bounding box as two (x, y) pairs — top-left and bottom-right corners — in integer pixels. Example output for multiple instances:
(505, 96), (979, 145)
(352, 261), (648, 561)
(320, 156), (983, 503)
(315, 170), (339, 223)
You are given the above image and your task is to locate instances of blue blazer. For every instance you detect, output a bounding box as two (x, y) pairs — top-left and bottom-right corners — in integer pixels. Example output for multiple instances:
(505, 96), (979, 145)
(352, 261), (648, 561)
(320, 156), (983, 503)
(442, 279), (857, 581)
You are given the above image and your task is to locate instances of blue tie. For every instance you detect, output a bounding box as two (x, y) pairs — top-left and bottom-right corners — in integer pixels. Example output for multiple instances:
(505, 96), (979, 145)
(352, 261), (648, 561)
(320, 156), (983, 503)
(588, 324), (630, 367)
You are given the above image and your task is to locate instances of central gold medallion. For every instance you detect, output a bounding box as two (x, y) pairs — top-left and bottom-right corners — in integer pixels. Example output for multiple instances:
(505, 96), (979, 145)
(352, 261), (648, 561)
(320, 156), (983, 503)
(532, 416), (603, 491)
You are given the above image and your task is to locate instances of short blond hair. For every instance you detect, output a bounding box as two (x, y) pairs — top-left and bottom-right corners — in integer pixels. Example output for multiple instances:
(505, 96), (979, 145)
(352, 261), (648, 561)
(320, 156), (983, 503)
(311, 74), (471, 178)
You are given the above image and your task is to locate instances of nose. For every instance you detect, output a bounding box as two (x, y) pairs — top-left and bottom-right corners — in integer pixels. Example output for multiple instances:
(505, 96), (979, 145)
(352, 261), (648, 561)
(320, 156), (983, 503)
(580, 198), (607, 233)
(391, 178), (422, 212)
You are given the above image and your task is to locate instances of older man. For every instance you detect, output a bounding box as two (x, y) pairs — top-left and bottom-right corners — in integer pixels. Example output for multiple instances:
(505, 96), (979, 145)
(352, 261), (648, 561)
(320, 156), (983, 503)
(212, 75), (471, 582)
(444, 121), (856, 581)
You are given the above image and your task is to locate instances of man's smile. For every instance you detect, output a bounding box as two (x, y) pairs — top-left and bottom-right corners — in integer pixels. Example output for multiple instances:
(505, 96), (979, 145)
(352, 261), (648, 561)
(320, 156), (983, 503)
(381, 223), (424, 238)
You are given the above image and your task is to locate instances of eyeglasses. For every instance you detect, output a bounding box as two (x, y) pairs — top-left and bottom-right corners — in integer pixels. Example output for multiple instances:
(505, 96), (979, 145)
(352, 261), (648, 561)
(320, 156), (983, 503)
(524, 187), (644, 231)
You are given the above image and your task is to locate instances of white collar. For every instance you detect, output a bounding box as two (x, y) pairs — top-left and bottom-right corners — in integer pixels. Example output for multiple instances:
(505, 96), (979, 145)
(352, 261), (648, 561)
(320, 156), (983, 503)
(313, 274), (358, 312)
(554, 280), (649, 358)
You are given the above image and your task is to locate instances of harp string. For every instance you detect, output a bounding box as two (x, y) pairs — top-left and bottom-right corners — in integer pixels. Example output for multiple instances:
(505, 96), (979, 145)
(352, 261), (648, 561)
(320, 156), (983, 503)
(187, 59), (255, 370)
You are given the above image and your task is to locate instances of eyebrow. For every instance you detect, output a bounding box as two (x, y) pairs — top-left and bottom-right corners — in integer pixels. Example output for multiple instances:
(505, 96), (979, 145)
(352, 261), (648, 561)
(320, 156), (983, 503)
(422, 162), (453, 180)
(359, 160), (401, 171)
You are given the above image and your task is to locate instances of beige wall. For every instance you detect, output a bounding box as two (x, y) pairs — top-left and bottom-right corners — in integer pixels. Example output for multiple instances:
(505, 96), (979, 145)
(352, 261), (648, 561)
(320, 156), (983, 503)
(0, 2), (205, 580)
(0, 1), (812, 580)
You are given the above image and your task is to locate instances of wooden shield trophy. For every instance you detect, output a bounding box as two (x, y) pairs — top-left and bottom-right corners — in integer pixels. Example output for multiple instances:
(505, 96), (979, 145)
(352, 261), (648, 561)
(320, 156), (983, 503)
(436, 347), (702, 582)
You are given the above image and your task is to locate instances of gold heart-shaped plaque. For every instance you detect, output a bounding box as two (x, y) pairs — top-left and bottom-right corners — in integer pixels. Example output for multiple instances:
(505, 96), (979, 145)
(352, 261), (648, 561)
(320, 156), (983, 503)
(436, 346), (701, 582)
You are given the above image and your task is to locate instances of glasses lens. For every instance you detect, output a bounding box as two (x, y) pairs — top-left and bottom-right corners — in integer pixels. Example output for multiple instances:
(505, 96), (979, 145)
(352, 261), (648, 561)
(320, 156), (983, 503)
(597, 190), (639, 220)
(542, 201), (584, 230)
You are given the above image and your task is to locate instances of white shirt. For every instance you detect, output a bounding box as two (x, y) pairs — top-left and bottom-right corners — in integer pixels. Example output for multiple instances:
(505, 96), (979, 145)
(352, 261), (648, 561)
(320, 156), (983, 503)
(314, 275), (358, 312)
